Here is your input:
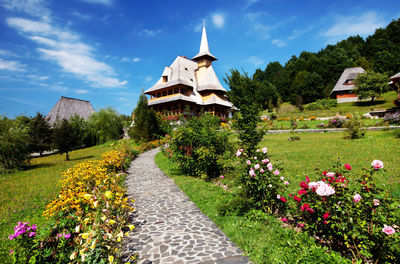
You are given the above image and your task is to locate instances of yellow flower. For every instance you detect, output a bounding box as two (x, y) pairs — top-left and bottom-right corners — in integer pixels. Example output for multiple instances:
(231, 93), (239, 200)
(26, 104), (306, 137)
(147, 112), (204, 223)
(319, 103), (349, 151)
(108, 255), (114, 263)
(128, 224), (135, 231)
(105, 191), (113, 198)
(81, 233), (90, 239)
(75, 225), (80, 233)
(70, 251), (77, 260)
(93, 200), (98, 208)
(83, 193), (92, 200)
(90, 239), (97, 250)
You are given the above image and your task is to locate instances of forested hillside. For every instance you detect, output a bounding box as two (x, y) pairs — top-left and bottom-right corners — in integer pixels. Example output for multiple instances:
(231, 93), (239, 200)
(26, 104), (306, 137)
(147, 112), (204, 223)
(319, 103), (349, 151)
(251, 18), (400, 108)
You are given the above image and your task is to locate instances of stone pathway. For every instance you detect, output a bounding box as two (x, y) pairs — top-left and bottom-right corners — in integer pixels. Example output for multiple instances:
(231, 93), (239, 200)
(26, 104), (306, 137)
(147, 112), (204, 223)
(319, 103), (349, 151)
(122, 148), (250, 264)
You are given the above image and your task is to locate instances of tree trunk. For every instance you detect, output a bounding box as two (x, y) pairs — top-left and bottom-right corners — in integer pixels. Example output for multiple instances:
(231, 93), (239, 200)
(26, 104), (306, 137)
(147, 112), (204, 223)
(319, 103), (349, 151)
(66, 151), (70, 161)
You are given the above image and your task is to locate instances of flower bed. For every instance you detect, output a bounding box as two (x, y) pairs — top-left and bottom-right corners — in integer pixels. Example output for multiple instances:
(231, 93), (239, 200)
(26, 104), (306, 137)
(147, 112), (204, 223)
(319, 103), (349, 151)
(8, 139), (166, 263)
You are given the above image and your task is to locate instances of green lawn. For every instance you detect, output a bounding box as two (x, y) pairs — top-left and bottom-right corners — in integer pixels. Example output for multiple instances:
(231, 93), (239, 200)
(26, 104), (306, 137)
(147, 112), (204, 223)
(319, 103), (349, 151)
(155, 152), (350, 263)
(268, 91), (398, 118)
(0, 141), (125, 262)
(265, 118), (383, 130)
(261, 130), (400, 197)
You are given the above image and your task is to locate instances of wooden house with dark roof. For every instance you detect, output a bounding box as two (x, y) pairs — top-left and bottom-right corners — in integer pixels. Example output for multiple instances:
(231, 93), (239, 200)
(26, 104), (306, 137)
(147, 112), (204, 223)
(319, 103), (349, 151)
(389, 71), (400, 104)
(330, 67), (366, 103)
(144, 23), (234, 118)
(46, 96), (95, 125)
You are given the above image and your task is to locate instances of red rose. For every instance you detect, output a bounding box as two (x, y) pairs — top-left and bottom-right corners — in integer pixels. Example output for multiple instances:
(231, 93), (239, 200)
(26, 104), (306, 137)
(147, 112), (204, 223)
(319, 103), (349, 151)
(281, 217), (288, 222)
(305, 175), (310, 183)
(322, 171), (327, 176)
(294, 195), (301, 202)
(300, 181), (309, 190)
(298, 189), (307, 196)
(306, 207), (314, 213)
(344, 163), (351, 170)
(323, 220), (328, 224)
(323, 212), (330, 219)
(280, 196), (287, 203)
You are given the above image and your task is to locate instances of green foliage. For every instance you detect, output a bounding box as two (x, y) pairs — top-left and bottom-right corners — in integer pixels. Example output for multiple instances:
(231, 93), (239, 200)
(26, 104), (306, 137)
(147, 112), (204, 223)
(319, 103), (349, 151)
(226, 70), (264, 155)
(0, 116), (31, 173)
(254, 80), (279, 110)
(69, 114), (96, 147)
(291, 70), (325, 104)
(88, 107), (123, 144)
(28, 112), (52, 155)
(168, 114), (233, 180)
(305, 99), (337, 111)
(354, 71), (389, 103)
(129, 93), (162, 142)
(52, 119), (82, 161)
(393, 128), (400, 138)
(344, 115), (365, 139)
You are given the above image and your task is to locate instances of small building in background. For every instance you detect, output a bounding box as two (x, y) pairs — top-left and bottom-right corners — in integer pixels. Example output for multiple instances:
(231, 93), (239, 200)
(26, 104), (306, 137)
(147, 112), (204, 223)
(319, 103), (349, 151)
(46, 96), (95, 125)
(144, 23), (234, 118)
(388, 72), (400, 105)
(330, 67), (366, 103)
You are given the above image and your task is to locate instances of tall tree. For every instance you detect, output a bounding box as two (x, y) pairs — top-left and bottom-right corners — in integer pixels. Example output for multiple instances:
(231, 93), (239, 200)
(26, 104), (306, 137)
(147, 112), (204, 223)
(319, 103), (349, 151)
(129, 92), (161, 142)
(225, 69), (263, 155)
(354, 71), (389, 103)
(88, 108), (123, 144)
(53, 119), (81, 161)
(28, 112), (52, 156)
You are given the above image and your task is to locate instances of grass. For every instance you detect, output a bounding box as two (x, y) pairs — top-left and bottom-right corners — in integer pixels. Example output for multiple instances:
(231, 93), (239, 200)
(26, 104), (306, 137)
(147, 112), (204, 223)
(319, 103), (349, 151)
(0, 141), (124, 262)
(268, 91), (398, 118)
(264, 118), (384, 130)
(260, 130), (400, 197)
(155, 152), (350, 263)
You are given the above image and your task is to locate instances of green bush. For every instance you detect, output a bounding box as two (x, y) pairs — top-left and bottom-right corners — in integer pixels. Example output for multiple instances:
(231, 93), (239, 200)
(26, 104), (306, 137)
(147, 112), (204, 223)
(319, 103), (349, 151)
(0, 117), (31, 172)
(393, 128), (400, 138)
(169, 114), (233, 180)
(87, 108), (123, 144)
(305, 99), (337, 111)
(344, 115), (365, 139)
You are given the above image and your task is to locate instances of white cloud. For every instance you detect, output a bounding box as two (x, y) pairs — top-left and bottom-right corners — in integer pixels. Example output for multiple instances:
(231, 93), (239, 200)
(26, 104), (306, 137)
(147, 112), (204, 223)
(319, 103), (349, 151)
(71, 11), (92, 20)
(137, 28), (162, 38)
(271, 39), (287, 47)
(245, 56), (264, 66)
(0, 58), (25, 71)
(323, 11), (386, 38)
(0, 49), (18, 57)
(144, 76), (153, 82)
(212, 13), (225, 29)
(75, 89), (89, 94)
(244, 0), (260, 9)
(1, 0), (51, 21)
(121, 57), (140, 63)
(288, 25), (314, 40)
(39, 75), (49, 80)
(132, 57), (140, 62)
(7, 17), (127, 88)
(81, 0), (112, 6)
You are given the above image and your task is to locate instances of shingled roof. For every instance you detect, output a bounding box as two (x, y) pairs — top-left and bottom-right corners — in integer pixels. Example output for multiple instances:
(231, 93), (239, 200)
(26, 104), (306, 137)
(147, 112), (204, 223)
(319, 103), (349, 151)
(331, 67), (366, 94)
(46, 96), (95, 124)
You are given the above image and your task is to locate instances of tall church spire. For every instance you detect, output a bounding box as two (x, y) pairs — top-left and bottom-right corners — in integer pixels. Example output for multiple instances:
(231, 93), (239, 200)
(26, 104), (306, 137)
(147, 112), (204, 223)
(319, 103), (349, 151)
(192, 20), (217, 62)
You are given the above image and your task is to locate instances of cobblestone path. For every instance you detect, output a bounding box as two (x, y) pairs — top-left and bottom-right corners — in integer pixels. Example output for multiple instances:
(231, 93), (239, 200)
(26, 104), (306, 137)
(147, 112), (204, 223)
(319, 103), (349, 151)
(123, 148), (250, 264)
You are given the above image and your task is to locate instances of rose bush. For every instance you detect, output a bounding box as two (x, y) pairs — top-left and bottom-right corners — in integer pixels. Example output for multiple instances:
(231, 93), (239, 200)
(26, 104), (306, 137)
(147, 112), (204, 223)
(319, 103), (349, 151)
(285, 160), (399, 263)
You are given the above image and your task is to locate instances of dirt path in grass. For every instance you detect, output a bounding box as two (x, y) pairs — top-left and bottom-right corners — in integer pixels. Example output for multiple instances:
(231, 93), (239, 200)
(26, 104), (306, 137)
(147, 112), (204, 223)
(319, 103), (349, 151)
(122, 148), (250, 264)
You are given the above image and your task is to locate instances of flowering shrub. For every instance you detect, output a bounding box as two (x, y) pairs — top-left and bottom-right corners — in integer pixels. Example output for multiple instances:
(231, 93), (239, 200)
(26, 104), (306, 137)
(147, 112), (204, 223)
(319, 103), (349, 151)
(325, 116), (346, 128)
(8, 222), (37, 263)
(236, 147), (287, 213)
(287, 160), (399, 263)
(168, 114), (234, 180)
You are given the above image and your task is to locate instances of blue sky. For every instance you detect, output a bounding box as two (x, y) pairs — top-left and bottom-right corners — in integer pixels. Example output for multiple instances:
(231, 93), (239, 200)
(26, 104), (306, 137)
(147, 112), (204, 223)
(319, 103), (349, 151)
(0, 0), (399, 117)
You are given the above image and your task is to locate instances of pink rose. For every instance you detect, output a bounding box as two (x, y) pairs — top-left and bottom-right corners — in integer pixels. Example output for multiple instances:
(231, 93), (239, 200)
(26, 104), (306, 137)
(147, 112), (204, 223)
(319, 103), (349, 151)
(298, 223), (304, 228)
(246, 160), (251, 165)
(281, 217), (288, 222)
(344, 163), (351, 170)
(315, 181), (335, 196)
(262, 147), (268, 154)
(277, 195), (281, 199)
(260, 168), (265, 173)
(273, 169), (280, 176)
(326, 172), (335, 177)
(262, 158), (269, 164)
(371, 160), (384, 170)
(373, 199), (380, 206)
(280, 176), (285, 180)
(219, 175), (225, 179)
(236, 150), (242, 157)
(353, 193), (362, 203)
(267, 163), (273, 171)
(284, 181), (289, 185)
(254, 164), (260, 170)
(253, 156), (257, 160)
(308, 182), (318, 190)
(382, 225), (395, 235)
(249, 169), (255, 177)
(256, 149), (260, 152)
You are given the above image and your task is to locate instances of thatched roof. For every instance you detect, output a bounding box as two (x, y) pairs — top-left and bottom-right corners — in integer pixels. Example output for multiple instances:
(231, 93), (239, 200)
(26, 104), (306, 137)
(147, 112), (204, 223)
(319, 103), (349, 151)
(46, 96), (95, 124)
(331, 67), (366, 94)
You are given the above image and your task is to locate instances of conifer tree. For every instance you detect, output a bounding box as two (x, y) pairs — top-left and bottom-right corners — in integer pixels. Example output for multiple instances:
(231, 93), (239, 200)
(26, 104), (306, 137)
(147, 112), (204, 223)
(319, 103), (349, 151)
(53, 119), (81, 161)
(129, 92), (161, 142)
(28, 112), (52, 156)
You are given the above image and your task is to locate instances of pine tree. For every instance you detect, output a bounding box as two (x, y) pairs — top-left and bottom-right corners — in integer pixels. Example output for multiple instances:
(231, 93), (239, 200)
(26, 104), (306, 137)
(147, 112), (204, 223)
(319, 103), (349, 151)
(53, 119), (81, 161)
(129, 92), (161, 142)
(28, 112), (52, 156)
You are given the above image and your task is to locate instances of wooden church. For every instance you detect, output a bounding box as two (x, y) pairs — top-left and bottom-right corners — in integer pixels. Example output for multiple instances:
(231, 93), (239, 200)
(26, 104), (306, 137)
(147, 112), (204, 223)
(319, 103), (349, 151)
(144, 23), (234, 118)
